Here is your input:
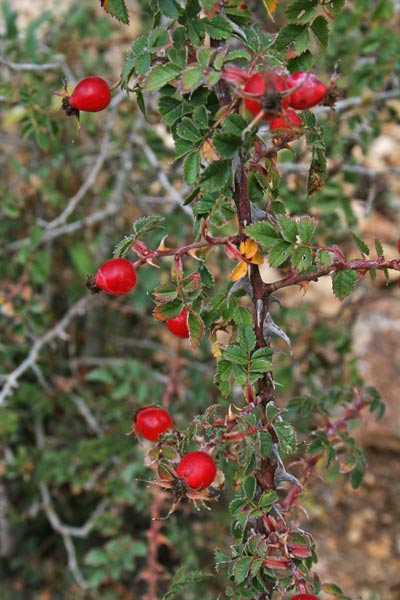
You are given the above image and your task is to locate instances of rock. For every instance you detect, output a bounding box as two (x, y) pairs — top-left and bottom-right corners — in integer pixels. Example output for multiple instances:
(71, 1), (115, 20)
(353, 294), (400, 452)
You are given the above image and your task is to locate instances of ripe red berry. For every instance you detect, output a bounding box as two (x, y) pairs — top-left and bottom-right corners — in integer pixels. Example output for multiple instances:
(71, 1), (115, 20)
(269, 109), (302, 132)
(135, 407), (173, 441)
(291, 594), (319, 600)
(69, 76), (111, 112)
(166, 308), (189, 338)
(243, 71), (289, 120)
(176, 451), (217, 490)
(286, 71), (327, 110)
(95, 258), (137, 295)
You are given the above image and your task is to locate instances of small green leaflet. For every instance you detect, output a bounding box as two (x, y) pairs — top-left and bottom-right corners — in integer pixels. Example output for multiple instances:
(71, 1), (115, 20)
(233, 556), (252, 585)
(285, 0), (318, 24)
(292, 246), (313, 271)
(351, 231), (369, 255)
(183, 151), (201, 185)
(113, 216), (164, 257)
(332, 269), (358, 300)
(245, 222), (281, 249)
(277, 215), (298, 243)
(297, 217), (317, 244)
(275, 24), (309, 53)
(311, 15), (329, 50)
(273, 421), (297, 455)
(188, 311), (205, 349)
(101, 0), (129, 24)
(162, 567), (212, 600)
(144, 63), (181, 92)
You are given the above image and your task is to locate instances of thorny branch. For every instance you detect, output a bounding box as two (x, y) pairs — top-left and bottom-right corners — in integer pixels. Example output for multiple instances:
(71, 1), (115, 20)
(0, 296), (90, 405)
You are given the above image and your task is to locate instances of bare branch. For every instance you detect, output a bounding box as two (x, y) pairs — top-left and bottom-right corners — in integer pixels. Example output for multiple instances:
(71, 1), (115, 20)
(69, 394), (104, 435)
(0, 296), (90, 405)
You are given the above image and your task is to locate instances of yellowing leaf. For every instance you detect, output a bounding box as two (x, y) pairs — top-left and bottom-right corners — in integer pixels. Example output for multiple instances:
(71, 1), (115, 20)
(250, 250), (264, 265)
(211, 341), (223, 358)
(230, 261), (248, 281)
(202, 139), (219, 161)
(239, 239), (264, 264)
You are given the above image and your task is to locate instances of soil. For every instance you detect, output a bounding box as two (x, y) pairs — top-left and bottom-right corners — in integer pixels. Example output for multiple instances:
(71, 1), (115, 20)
(308, 449), (400, 600)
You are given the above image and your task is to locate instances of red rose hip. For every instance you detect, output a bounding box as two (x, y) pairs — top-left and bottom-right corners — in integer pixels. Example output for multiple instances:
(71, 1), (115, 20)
(135, 407), (173, 441)
(166, 308), (189, 338)
(286, 71), (327, 110)
(291, 594), (319, 600)
(95, 258), (137, 295)
(243, 71), (289, 120)
(176, 451), (217, 490)
(69, 76), (111, 112)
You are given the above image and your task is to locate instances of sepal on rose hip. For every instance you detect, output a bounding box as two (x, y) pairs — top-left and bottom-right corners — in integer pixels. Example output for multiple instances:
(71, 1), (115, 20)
(138, 458), (219, 520)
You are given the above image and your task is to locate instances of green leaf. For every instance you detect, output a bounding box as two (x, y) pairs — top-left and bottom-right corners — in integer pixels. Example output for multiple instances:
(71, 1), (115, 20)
(101, 0), (129, 24)
(374, 239), (384, 257)
(203, 15), (232, 39)
(85, 548), (108, 566)
(292, 246), (313, 272)
(245, 222), (281, 249)
(224, 345), (249, 366)
(163, 567), (212, 599)
(174, 135), (196, 159)
(317, 249), (332, 266)
(157, 0), (182, 18)
(154, 283), (179, 302)
(275, 24), (309, 52)
(233, 556), (252, 585)
(242, 475), (257, 499)
(144, 63), (181, 92)
(311, 15), (329, 50)
(239, 326), (256, 354)
(297, 217), (317, 244)
(277, 215), (298, 243)
(285, 0), (318, 23)
(351, 232), (369, 255)
(154, 299), (184, 320)
(180, 66), (204, 93)
(200, 160), (231, 191)
(332, 269), (358, 301)
(372, 0), (395, 19)
(258, 489), (277, 509)
(217, 360), (233, 384)
(183, 151), (201, 185)
(176, 117), (202, 142)
(148, 27), (172, 52)
(159, 96), (185, 126)
(259, 430), (273, 458)
(233, 306), (253, 327)
(188, 311), (205, 349)
(197, 47), (215, 68)
(287, 50), (313, 72)
(213, 132), (241, 158)
(269, 242), (293, 268)
(273, 422), (297, 455)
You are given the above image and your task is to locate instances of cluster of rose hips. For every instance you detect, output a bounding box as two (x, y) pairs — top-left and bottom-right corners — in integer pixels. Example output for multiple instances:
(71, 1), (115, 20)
(134, 406), (217, 490)
(86, 257), (190, 338)
(223, 67), (329, 135)
(87, 258), (214, 493)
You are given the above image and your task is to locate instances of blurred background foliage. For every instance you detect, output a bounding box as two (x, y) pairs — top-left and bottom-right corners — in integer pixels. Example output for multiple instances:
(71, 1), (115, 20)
(0, 0), (399, 598)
